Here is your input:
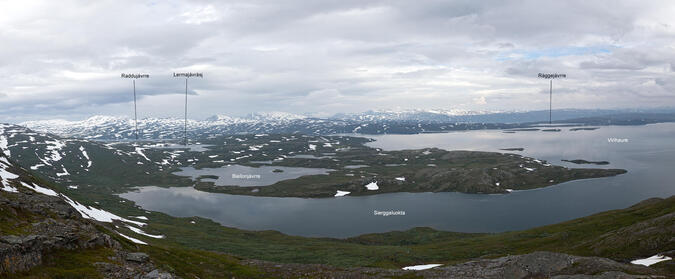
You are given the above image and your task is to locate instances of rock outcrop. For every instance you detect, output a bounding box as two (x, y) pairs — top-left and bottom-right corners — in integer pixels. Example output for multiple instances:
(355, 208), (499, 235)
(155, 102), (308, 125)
(0, 153), (176, 278)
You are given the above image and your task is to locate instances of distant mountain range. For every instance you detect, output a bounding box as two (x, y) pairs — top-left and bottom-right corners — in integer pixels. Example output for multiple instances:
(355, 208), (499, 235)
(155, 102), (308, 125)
(18, 108), (675, 140)
(330, 108), (674, 123)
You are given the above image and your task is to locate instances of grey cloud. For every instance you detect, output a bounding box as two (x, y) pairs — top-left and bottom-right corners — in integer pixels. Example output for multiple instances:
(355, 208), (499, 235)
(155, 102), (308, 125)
(1, 0), (675, 122)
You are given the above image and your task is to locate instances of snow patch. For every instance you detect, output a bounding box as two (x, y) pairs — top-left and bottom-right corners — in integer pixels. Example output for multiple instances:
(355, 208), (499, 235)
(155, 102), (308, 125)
(365, 181), (379, 190)
(334, 190), (350, 197)
(402, 264), (442, 270)
(30, 164), (45, 170)
(56, 167), (70, 176)
(126, 225), (164, 239)
(0, 135), (9, 157)
(135, 147), (151, 161)
(116, 231), (148, 245)
(21, 182), (58, 196)
(62, 195), (146, 226)
(395, 177), (406, 181)
(0, 159), (18, 192)
(0, 166), (20, 189)
(44, 139), (66, 162)
(79, 146), (92, 168)
(0, 157), (21, 192)
(631, 254), (672, 266)
(1, 184), (18, 192)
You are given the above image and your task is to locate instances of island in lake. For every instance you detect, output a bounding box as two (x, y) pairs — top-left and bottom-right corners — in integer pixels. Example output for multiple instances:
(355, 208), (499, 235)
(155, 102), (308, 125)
(189, 141), (626, 198)
(562, 159), (610, 165)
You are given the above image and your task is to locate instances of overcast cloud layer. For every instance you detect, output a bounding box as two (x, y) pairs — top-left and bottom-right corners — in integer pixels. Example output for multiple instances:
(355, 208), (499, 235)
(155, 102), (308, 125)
(1, 0), (674, 122)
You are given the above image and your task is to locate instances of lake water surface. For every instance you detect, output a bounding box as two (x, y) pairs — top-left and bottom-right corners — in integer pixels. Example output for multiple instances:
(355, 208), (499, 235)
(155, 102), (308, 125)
(174, 165), (333, 187)
(120, 123), (675, 238)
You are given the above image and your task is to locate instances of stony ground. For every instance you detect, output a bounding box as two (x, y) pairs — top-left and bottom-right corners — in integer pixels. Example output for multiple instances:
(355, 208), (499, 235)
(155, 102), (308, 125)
(244, 251), (667, 278)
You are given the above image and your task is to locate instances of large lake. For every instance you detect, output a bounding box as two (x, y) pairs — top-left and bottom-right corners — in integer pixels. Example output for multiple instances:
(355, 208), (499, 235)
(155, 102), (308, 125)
(120, 123), (675, 238)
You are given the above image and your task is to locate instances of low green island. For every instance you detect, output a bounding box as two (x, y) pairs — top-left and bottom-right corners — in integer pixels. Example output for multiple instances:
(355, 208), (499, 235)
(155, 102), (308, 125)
(189, 144), (626, 198)
(500, 147), (524, 151)
(562, 159), (610, 165)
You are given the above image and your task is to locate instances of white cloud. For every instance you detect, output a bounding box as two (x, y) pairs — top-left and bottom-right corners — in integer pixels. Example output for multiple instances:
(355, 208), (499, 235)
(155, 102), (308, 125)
(473, 96), (487, 105)
(180, 5), (220, 25)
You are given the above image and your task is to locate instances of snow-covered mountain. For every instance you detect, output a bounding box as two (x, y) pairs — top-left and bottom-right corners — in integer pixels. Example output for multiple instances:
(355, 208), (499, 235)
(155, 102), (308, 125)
(331, 109), (500, 122)
(18, 113), (518, 140)
(20, 114), (352, 140)
(17, 108), (675, 140)
(329, 108), (664, 123)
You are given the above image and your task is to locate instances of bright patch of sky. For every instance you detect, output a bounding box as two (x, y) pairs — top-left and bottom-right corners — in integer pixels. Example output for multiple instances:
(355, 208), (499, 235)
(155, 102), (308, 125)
(497, 46), (613, 61)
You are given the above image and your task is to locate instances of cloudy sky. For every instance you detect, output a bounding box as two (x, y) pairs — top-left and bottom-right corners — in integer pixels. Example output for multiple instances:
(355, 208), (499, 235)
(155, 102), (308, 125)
(1, 0), (674, 122)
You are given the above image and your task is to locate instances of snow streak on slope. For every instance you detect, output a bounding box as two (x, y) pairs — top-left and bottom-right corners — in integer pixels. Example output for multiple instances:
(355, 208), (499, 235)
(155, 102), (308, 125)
(0, 125), (11, 157)
(62, 195), (146, 226)
(80, 146), (92, 168)
(0, 155), (19, 192)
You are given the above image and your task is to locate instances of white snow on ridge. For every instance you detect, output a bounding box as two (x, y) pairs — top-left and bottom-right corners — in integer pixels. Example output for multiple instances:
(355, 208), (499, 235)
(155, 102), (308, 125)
(335, 190), (350, 197)
(20, 182), (58, 196)
(0, 165), (19, 180)
(116, 231), (147, 245)
(245, 111), (307, 122)
(44, 139), (66, 162)
(126, 225), (164, 239)
(30, 164), (45, 170)
(79, 146), (92, 168)
(62, 195), (146, 227)
(308, 144), (317, 151)
(395, 177), (406, 181)
(0, 158), (19, 192)
(56, 167), (70, 177)
(0, 163), (20, 191)
(402, 264), (443, 270)
(135, 147), (151, 161)
(365, 181), (379, 190)
(631, 254), (672, 266)
(0, 135), (9, 157)
(1, 184), (18, 192)
(1, 151), (157, 243)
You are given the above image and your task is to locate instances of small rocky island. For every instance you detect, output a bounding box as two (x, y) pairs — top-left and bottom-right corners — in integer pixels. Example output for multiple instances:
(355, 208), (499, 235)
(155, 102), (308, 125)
(500, 147), (524, 151)
(562, 159), (610, 165)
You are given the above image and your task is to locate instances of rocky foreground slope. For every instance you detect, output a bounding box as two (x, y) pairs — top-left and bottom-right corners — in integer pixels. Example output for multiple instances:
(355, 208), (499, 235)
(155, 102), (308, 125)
(247, 251), (671, 278)
(0, 153), (176, 278)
